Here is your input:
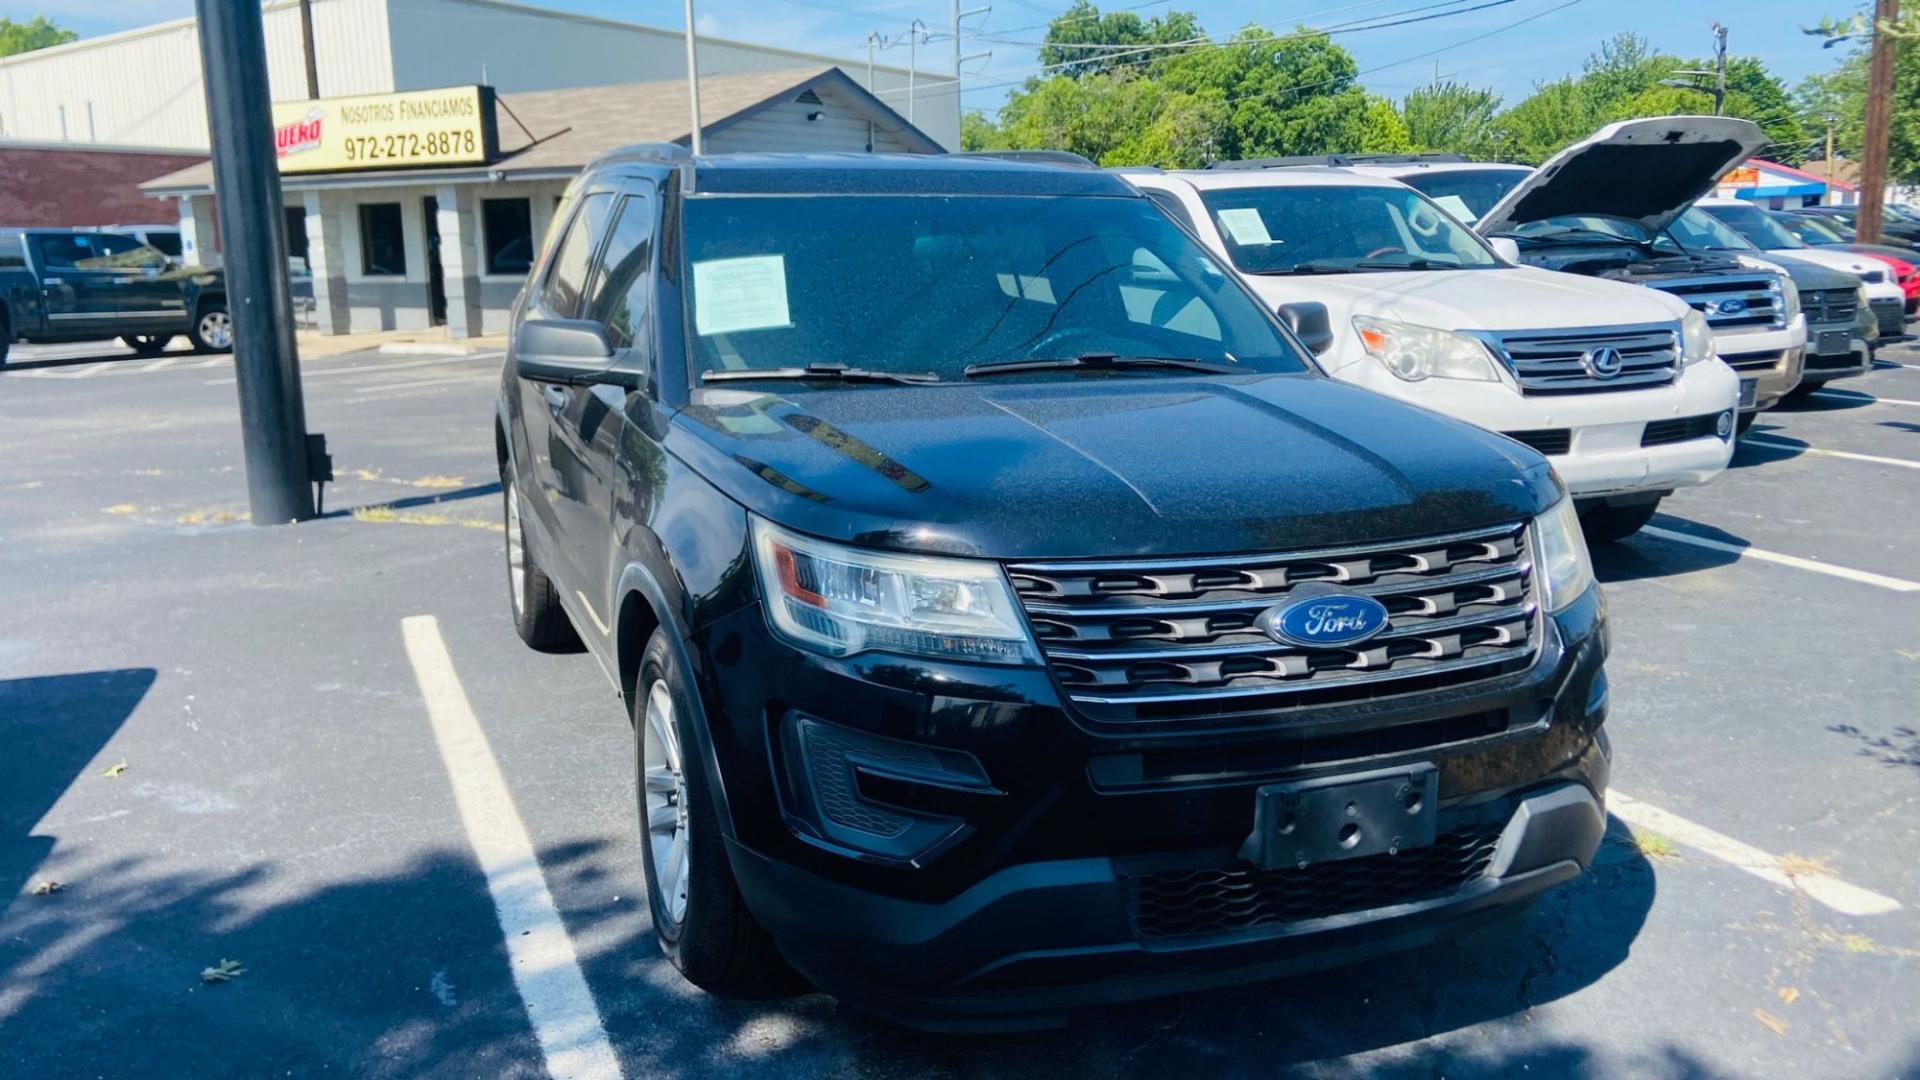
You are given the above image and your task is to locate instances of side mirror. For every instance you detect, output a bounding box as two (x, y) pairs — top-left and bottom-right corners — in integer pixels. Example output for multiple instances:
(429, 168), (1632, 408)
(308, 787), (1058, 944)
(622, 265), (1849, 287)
(1487, 236), (1521, 263)
(1277, 301), (1334, 356)
(514, 318), (614, 385)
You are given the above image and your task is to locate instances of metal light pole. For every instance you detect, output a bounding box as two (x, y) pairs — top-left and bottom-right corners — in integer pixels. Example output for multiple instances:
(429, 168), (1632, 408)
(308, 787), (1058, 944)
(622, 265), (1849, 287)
(194, 0), (317, 524)
(908, 19), (925, 124)
(683, 0), (704, 154)
(867, 31), (878, 90)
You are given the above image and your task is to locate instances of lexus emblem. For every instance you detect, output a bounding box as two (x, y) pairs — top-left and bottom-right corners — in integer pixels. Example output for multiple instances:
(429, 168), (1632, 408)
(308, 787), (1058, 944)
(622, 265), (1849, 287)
(1582, 345), (1625, 379)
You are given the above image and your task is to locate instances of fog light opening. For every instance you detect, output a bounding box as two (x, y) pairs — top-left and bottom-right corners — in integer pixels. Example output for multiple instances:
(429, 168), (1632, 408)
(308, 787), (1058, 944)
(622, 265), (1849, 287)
(1715, 410), (1734, 440)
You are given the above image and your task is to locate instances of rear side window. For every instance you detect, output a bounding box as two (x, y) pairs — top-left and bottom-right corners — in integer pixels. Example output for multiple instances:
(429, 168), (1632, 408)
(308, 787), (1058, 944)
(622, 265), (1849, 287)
(540, 192), (614, 318)
(0, 234), (23, 269)
(145, 232), (183, 257)
(586, 192), (656, 349)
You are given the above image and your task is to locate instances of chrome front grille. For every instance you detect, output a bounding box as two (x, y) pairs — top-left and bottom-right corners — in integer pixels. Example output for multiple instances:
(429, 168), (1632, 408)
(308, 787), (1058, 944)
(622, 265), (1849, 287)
(1803, 288), (1859, 326)
(1653, 273), (1785, 330)
(1007, 523), (1539, 721)
(1487, 325), (1678, 395)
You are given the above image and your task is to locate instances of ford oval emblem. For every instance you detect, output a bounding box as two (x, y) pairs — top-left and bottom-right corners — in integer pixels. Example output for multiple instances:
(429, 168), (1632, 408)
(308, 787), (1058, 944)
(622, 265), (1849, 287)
(1256, 591), (1391, 648)
(1716, 298), (1747, 316)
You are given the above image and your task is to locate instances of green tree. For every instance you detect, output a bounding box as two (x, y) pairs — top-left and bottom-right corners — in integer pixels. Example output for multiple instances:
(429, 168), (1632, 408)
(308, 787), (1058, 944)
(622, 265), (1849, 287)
(1402, 81), (1503, 158)
(1799, 38), (1920, 183)
(1036, 0), (1201, 78)
(0, 15), (76, 57)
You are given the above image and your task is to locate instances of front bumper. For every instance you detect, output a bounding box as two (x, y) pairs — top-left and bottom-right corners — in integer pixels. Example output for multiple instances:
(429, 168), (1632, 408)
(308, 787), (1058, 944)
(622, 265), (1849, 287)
(733, 777), (1606, 1031)
(1714, 319), (1807, 413)
(696, 580), (1611, 1028)
(1337, 356), (1739, 498)
(1801, 333), (1873, 384)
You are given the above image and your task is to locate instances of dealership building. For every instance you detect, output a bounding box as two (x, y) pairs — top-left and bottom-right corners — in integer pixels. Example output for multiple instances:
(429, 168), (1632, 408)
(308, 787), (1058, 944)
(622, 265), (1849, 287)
(0, 0), (954, 336)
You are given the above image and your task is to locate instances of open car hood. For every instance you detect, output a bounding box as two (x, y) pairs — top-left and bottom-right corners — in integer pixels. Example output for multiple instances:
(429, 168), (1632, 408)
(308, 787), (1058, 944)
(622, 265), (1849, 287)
(1476, 116), (1767, 239)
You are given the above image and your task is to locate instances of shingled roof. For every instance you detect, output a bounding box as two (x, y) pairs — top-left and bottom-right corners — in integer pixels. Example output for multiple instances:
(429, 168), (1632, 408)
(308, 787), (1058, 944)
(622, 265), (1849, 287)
(143, 67), (938, 194)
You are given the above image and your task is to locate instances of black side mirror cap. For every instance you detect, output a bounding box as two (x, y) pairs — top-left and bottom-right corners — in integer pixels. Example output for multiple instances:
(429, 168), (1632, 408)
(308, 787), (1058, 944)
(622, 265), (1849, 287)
(1277, 301), (1334, 356)
(514, 318), (615, 385)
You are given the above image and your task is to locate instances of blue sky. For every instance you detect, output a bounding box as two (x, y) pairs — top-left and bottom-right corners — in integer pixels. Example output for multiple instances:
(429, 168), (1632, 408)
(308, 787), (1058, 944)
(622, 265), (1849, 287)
(37, 0), (1869, 114)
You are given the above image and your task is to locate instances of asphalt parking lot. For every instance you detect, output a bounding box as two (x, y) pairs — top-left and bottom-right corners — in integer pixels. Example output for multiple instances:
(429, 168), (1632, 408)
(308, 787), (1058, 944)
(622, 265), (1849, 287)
(3, 339), (1918, 1079)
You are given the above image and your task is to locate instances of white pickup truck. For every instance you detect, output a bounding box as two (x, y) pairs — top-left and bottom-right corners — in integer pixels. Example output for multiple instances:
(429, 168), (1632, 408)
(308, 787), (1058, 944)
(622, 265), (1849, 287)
(1124, 164), (1740, 542)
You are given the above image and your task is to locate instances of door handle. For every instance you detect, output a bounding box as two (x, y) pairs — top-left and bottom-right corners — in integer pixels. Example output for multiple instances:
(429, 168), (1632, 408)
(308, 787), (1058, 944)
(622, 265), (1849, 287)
(41, 277), (61, 287)
(542, 385), (570, 413)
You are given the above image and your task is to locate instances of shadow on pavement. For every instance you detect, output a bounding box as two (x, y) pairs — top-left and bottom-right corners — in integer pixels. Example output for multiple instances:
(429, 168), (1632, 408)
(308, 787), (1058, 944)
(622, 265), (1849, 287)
(585, 820), (1657, 1078)
(1590, 517), (1741, 584)
(323, 482), (503, 520)
(1771, 387), (1877, 414)
(0, 669), (155, 907)
(1726, 432), (1805, 469)
(1, 346), (182, 372)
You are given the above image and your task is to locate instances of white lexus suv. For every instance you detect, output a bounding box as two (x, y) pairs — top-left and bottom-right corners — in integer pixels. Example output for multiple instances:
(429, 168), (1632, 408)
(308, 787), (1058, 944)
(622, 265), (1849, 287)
(1124, 165), (1741, 542)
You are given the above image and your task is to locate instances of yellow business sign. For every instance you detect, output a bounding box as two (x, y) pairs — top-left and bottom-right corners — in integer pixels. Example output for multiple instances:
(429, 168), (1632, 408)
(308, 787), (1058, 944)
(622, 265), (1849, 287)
(1722, 166), (1760, 186)
(272, 85), (498, 174)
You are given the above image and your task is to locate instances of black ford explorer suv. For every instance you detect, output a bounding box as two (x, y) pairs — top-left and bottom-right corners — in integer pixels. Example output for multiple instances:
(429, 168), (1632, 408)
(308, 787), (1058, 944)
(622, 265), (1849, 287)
(496, 148), (1610, 1030)
(0, 227), (229, 366)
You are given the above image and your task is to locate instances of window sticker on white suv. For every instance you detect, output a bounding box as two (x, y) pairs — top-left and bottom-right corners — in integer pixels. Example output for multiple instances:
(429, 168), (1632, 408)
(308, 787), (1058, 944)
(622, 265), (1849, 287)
(1216, 207), (1276, 246)
(692, 254), (792, 335)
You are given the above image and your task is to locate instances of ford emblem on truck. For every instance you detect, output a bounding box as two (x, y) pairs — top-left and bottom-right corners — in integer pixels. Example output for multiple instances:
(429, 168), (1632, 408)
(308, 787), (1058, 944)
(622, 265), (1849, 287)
(1257, 590), (1391, 647)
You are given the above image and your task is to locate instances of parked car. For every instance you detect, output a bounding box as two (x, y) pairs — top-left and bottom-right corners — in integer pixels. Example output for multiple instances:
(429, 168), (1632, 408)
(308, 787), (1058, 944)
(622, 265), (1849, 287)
(1771, 212), (1920, 316)
(1666, 209), (1875, 393)
(1386, 118), (1807, 430)
(1122, 163), (1737, 542)
(1695, 198), (1908, 339)
(1789, 205), (1920, 246)
(0, 228), (228, 365)
(496, 148), (1610, 1031)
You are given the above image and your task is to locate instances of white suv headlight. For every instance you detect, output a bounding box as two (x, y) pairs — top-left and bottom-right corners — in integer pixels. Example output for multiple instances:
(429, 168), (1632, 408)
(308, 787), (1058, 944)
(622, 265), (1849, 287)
(1678, 308), (1716, 366)
(1533, 497), (1596, 612)
(1351, 316), (1502, 382)
(751, 517), (1038, 664)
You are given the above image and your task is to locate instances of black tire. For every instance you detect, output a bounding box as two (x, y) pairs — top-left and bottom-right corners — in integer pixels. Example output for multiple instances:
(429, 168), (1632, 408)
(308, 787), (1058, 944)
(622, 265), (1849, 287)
(636, 628), (793, 996)
(187, 301), (233, 353)
(121, 333), (172, 356)
(0, 312), (10, 369)
(1577, 498), (1660, 544)
(1735, 411), (1757, 436)
(502, 457), (580, 652)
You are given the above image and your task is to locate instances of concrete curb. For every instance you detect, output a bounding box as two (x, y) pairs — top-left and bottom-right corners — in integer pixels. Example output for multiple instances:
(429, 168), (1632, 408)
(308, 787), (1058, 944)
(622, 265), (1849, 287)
(377, 341), (481, 357)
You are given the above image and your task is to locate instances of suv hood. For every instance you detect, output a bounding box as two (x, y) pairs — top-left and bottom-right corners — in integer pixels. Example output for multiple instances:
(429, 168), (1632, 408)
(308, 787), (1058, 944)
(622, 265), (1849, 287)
(1761, 252), (1867, 291)
(1478, 116), (1767, 238)
(669, 377), (1558, 560)
(1240, 266), (1685, 338)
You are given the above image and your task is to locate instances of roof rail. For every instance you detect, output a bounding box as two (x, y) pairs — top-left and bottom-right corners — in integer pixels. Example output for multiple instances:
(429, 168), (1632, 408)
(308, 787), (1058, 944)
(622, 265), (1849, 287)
(1107, 165), (1164, 174)
(1207, 152), (1468, 171)
(951, 149), (1098, 169)
(590, 142), (694, 169)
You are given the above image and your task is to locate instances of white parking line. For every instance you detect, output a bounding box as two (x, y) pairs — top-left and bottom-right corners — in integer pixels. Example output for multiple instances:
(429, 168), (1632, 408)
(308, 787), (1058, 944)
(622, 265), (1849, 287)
(206, 353), (498, 385)
(1610, 792), (1901, 917)
(401, 615), (624, 1080)
(1638, 526), (1920, 593)
(353, 372), (501, 394)
(1744, 435), (1920, 471)
(1814, 390), (1920, 407)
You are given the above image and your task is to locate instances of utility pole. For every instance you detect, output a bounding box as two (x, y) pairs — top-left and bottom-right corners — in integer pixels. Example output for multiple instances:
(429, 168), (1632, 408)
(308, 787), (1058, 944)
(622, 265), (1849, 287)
(1857, 0), (1901, 242)
(867, 31), (878, 90)
(1710, 21), (1727, 116)
(297, 0), (320, 99)
(682, 0), (704, 154)
(1824, 116), (1837, 205)
(194, 0), (319, 524)
(908, 18), (925, 124)
(951, 1), (990, 138)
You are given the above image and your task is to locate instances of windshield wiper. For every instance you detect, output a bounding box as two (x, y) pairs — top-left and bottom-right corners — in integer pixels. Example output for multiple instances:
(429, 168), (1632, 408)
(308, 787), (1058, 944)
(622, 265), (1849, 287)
(964, 353), (1239, 378)
(700, 363), (941, 386)
(1249, 261), (1367, 276)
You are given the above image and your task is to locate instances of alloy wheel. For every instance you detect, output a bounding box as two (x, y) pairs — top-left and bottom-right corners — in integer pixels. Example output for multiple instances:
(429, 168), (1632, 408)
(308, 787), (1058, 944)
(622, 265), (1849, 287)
(199, 310), (233, 350)
(642, 679), (691, 926)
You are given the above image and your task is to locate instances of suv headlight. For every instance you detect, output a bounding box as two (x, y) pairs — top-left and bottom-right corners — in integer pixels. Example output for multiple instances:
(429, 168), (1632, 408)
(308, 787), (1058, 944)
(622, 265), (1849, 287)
(1352, 316), (1502, 382)
(751, 517), (1038, 664)
(1678, 309), (1716, 366)
(1774, 272), (1800, 321)
(1533, 497), (1596, 612)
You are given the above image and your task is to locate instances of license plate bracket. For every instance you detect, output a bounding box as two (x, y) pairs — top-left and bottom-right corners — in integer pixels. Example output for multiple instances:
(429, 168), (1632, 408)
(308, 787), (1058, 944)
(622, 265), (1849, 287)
(1241, 764), (1439, 872)
(1738, 378), (1758, 408)
(1815, 329), (1850, 356)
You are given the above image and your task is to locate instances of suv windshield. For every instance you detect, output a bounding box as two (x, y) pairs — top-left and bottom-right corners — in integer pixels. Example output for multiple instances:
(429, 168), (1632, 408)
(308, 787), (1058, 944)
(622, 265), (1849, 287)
(1667, 209), (1758, 254)
(681, 194), (1308, 382)
(1779, 213), (1847, 243)
(1392, 168), (1527, 224)
(1700, 203), (1805, 250)
(1196, 184), (1501, 274)
(1497, 215), (1658, 245)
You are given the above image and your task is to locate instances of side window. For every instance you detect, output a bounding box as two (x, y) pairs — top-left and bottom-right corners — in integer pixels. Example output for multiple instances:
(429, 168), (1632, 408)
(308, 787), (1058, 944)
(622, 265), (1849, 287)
(585, 192), (656, 349)
(88, 233), (166, 270)
(0, 234), (23, 269)
(359, 203), (405, 276)
(1143, 189), (1198, 235)
(539, 191), (614, 318)
(37, 234), (90, 269)
(482, 197), (533, 275)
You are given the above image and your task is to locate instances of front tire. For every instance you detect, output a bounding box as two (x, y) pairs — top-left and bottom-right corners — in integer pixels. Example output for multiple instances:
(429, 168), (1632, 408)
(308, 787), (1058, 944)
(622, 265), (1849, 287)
(502, 458), (579, 651)
(637, 628), (791, 996)
(1578, 498), (1660, 544)
(1735, 411), (1757, 435)
(188, 302), (233, 353)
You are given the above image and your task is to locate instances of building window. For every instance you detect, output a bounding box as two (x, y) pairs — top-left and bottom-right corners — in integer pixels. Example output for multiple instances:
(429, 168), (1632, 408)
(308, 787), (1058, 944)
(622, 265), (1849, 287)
(483, 198), (534, 275)
(283, 206), (309, 273)
(359, 202), (405, 276)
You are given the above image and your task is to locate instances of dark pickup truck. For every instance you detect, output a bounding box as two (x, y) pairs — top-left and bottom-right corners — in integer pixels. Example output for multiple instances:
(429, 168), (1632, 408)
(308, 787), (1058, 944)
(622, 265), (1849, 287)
(0, 227), (229, 366)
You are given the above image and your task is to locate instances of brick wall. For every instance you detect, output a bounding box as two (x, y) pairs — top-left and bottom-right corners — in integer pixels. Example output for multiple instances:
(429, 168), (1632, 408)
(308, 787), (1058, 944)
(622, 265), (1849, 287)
(0, 146), (205, 227)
